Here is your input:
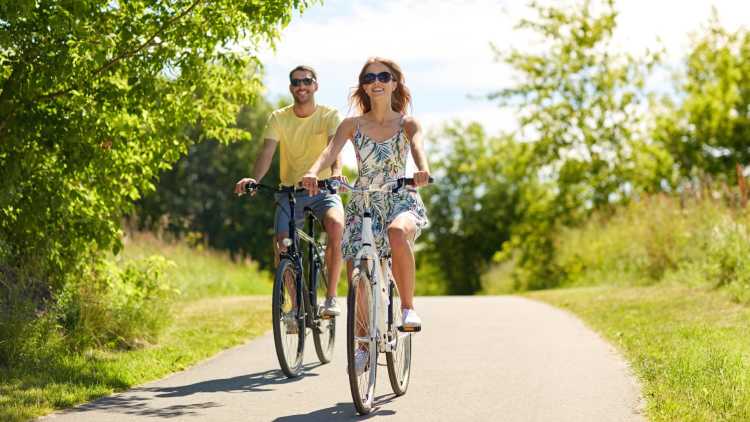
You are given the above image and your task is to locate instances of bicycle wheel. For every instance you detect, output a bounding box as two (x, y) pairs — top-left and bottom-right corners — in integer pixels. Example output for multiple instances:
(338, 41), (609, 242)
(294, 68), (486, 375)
(272, 258), (305, 378)
(347, 265), (377, 415)
(312, 260), (336, 364)
(386, 277), (411, 396)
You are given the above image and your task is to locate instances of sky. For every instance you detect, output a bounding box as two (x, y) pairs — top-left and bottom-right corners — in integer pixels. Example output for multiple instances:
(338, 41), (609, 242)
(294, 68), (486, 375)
(254, 0), (750, 168)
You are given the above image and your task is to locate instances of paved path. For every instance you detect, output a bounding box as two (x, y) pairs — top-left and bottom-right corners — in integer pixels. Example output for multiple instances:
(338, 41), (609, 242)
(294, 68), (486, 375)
(41, 296), (645, 421)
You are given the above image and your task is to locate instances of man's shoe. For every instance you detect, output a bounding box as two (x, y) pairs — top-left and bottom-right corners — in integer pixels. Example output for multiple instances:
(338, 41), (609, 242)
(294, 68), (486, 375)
(401, 309), (422, 332)
(322, 296), (341, 317)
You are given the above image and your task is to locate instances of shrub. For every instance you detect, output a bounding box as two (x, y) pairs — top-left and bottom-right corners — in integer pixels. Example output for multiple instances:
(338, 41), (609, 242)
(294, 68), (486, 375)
(56, 256), (178, 351)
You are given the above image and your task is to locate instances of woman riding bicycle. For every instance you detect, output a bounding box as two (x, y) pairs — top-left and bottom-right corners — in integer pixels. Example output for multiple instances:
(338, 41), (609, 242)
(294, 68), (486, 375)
(302, 57), (430, 331)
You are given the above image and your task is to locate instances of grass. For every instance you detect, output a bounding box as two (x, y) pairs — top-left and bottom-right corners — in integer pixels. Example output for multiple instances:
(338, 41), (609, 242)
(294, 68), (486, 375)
(529, 284), (750, 421)
(0, 233), (273, 422)
(118, 232), (273, 299)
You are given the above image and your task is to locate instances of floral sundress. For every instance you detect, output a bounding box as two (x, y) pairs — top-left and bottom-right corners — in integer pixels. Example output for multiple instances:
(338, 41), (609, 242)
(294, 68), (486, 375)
(341, 117), (429, 260)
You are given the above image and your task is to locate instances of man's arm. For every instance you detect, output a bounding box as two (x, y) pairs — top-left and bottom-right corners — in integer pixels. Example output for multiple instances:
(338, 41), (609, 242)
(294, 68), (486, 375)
(235, 138), (278, 195)
(251, 138), (278, 181)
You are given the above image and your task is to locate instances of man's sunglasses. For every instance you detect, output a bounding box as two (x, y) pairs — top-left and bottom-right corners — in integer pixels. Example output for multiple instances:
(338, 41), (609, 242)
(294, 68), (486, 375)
(361, 72), (394, 85)
(290, 77), (315, 87)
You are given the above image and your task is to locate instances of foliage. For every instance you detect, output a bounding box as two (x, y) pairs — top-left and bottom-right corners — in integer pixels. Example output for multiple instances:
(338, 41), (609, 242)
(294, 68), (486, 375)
(56, 256), (178, 351)
(489, 192), (750, 304)
(0, 0), (311, 306)
(421, 122), (530, 294)
(132, 97), (286, 269)
(480, 0), (672, 289)
(653, 12), (750, 181)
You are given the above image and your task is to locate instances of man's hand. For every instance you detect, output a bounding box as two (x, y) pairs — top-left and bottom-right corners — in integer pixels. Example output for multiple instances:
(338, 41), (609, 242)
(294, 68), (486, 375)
(234, 178), (257, 196)
(301, 173), (319, 196)
(330, 174), (349, 192)
(413, 170), (430, 187)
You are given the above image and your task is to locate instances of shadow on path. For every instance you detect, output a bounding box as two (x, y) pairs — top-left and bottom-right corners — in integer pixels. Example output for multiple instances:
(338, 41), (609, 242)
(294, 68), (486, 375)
(65, 365), (321, 418)
(273, 395), (398, 421)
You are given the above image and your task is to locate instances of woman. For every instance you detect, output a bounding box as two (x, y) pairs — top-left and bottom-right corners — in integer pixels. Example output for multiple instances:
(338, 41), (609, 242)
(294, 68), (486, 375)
(301, 57), (430, 331)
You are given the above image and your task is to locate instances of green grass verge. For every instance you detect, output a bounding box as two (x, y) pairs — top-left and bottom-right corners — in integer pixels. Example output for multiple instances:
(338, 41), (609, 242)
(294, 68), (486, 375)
(118, 232), (273, 299)
(529, 285), (750, 422)
(0, 297), (270, 422)
(1, 233), (274, 422)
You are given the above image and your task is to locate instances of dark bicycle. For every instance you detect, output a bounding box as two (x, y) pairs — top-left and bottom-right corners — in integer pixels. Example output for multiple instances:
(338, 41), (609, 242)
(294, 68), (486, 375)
(246, 180), (339, 378)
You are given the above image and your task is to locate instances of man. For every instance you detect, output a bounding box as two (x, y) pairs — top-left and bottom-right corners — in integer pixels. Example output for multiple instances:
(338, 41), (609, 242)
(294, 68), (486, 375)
(234, 65), (344, 316)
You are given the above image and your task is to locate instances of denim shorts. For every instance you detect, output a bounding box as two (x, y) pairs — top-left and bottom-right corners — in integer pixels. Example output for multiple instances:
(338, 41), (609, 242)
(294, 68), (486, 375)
(274, 191), (343, 235)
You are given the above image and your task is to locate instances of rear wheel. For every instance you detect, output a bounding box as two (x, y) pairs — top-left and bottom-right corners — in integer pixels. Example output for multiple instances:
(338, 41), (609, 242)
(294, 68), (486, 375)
(272, 258), (305, 378)
(386, 276), (411, 395)
(347, 265), (377, 415)
(312, 260), (335, 364)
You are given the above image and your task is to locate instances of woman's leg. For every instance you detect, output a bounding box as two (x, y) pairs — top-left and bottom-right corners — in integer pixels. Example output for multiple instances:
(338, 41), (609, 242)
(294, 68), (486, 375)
(387, 213), (418, 310)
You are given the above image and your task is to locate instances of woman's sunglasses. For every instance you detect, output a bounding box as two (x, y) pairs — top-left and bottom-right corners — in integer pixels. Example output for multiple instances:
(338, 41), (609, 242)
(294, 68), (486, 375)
(290, 77), (315, 87)
(361, 72), (394, 85)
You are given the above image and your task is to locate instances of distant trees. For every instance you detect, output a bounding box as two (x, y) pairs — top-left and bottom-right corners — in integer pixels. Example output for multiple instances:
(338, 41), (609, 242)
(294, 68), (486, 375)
(132, 98), (285, 270)
(654, 12), (750, 182)
(423, 0), (750, 293)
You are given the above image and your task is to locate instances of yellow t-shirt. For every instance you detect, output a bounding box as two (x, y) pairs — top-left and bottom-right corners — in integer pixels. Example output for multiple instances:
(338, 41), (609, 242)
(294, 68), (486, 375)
(263, 104), (341, 186)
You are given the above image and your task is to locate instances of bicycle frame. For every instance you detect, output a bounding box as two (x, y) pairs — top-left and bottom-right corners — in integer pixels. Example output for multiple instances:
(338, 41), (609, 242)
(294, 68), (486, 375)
(278, 190), (328, 327)
(353, 194), (399, 350)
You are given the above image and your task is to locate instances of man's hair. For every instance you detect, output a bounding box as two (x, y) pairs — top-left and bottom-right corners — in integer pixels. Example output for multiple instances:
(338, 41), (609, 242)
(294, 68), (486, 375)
(289, 65), (318, 83)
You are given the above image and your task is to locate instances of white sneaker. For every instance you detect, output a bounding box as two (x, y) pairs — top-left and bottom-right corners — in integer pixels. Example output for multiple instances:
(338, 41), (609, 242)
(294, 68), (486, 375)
(322, 297), (341, 317)
(402, 309), (422, 331)
(354, 348), (369, 376)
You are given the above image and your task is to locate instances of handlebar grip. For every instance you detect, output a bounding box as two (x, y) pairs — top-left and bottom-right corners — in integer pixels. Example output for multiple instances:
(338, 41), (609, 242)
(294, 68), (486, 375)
(402, 176), (435, 186)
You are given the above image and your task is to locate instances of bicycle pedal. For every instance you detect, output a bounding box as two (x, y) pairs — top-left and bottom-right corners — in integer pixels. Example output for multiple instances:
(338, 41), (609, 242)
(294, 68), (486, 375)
(398, 325), (421, 333)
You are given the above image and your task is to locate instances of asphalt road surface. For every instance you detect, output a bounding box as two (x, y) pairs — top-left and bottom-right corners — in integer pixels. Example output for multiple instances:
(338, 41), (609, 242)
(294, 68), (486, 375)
(41, 296), (645, 422)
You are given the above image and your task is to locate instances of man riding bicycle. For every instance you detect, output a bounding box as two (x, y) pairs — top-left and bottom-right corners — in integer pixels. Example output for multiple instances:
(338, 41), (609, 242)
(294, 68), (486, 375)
(234, 65), (345, 317)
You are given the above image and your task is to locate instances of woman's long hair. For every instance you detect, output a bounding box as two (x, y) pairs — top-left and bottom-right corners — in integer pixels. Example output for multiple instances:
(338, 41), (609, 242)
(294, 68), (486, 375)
(350, 57), (412, 115)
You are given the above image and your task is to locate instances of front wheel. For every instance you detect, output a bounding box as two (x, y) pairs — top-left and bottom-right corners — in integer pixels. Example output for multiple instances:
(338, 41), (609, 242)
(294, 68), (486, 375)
(347, 265), (377, 415)
(386, 277), (411, 395)
(312, 260), (335, 364)
(272, 258), (305, 378)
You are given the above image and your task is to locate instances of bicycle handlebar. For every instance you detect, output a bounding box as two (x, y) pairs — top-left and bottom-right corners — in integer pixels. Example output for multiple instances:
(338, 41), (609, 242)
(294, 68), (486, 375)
(331, 176), (434, 194)
(245, 179), (338, 195)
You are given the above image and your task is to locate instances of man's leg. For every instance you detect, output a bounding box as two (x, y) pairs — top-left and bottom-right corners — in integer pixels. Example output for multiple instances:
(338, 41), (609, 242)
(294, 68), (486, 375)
(322, 206), (345, 298)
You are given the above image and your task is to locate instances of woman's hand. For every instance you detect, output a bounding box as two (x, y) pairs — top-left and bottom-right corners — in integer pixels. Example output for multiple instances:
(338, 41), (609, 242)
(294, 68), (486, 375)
(301, 173), (319, 196)
(413, 170), (430, 187)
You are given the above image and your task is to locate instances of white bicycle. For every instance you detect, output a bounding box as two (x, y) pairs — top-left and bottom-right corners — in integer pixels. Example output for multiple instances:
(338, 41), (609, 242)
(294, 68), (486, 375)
(331, 176), (431, 415)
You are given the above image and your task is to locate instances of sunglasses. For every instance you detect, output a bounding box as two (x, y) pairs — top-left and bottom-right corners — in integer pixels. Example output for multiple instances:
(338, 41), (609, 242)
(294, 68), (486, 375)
(290, 77), (315, 87)
(361, 71), (394, 85)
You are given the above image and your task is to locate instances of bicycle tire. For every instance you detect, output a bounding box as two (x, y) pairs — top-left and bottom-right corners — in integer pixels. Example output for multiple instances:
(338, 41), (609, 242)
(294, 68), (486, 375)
(312, 261), (336, 364)
(272, 258), (305, 378)
(386, 276), (412, 396)
(347, 265), (377, 415)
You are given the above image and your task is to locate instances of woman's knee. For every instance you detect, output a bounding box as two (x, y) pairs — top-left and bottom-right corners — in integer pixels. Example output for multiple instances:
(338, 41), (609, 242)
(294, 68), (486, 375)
(387, 224), (413, 248)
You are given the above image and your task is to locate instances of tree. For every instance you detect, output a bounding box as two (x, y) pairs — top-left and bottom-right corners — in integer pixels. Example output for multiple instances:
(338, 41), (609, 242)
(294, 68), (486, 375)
(491, 0), (665, 215)
(654, 12), (750, 181)
(483, 0), (674, 289)
(421, 123), (528, 294)
(0, 0), (311, 303)
(132, 97), (286, 270)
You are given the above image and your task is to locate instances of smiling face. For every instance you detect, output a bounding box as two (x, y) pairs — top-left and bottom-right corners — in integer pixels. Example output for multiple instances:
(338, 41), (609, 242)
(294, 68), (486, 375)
(361, 62), (396, 101)
(289, 69), (318, 105)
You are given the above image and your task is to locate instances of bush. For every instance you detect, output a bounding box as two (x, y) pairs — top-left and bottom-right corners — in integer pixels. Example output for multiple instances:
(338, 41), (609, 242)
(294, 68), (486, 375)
(57, 256), (178, 350)
(551, 194), (750, 303)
